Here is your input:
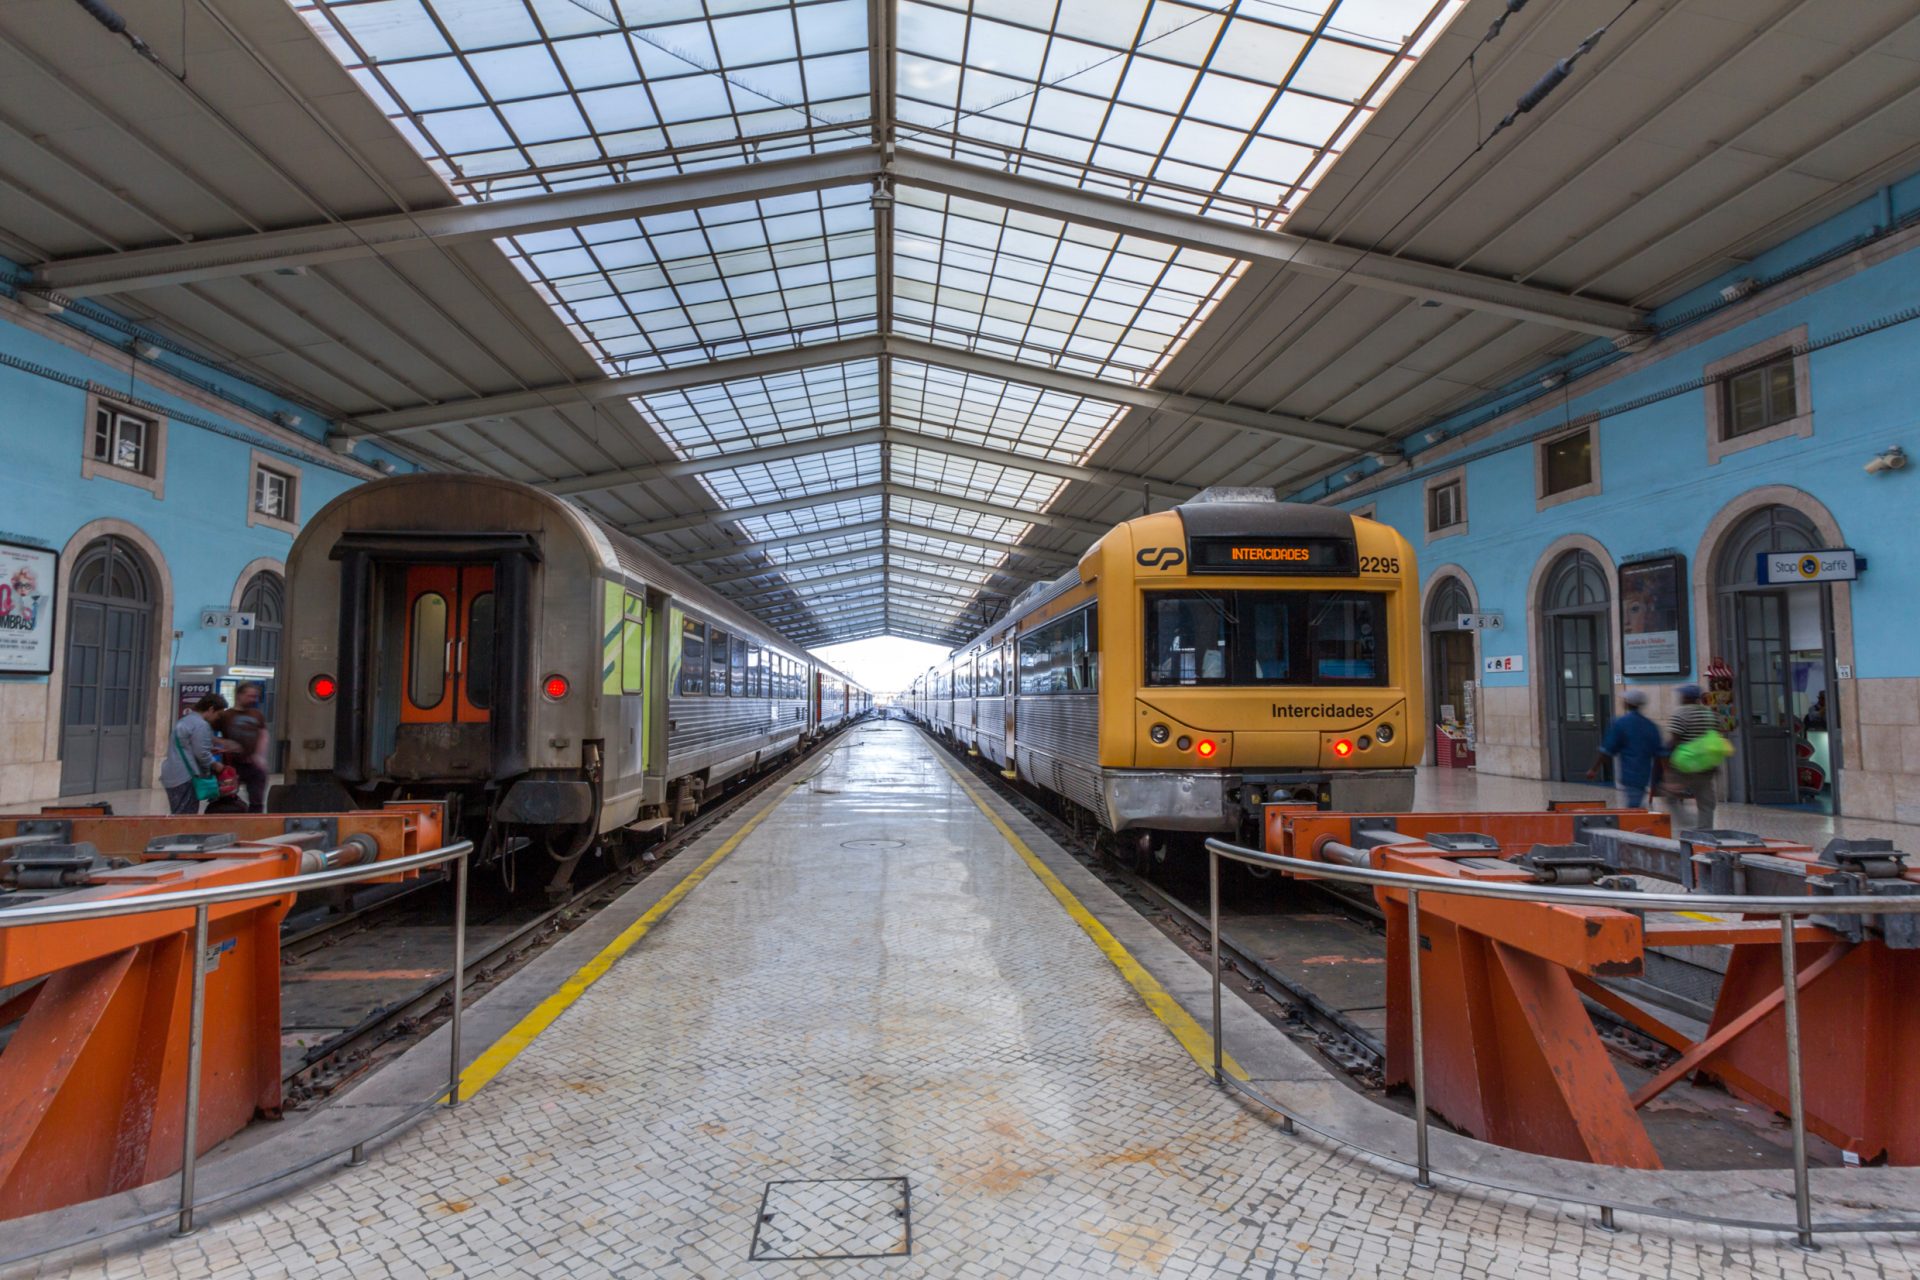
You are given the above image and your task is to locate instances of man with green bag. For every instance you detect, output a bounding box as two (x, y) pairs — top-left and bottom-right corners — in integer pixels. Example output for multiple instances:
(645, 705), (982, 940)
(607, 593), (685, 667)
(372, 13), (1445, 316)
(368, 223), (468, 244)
(1663, 683), (1733, 831)
(159, 693), (229, 814)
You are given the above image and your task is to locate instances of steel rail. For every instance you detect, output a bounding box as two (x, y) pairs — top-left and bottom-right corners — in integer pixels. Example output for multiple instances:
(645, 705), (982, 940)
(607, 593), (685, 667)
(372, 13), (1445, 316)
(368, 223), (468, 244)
(1204, 835), (1920, 1248)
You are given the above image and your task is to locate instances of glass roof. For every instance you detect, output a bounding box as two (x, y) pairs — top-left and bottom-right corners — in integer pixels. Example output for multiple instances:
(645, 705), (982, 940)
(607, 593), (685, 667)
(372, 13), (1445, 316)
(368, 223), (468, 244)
(294, 0), (1460, 642)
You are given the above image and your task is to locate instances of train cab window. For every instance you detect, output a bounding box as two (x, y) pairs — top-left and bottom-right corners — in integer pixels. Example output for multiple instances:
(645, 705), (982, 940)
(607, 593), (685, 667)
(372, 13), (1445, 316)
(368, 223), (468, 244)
(681, 620), (707, 695)
(1146, 590), (1387, 686)
(747, 645), (763, 697)
(409, 592), (449, 709)
(709, 630), (730, 695)
(730, 636), (747, 696)
(1147, 593), (1231, 685)
(465, 592), (495, 710)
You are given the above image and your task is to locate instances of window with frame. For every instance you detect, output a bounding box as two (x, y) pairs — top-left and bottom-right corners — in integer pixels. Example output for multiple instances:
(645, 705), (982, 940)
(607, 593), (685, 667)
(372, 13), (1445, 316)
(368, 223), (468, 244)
(1723, 355), (1797, 439)
(91, 402), (157, 475)
(1427, 478), (1464, 533)
(253, 463), (296, 521)
(679, 619), (707, 695)
(1017, 607), (1098, 695)
(729, 636), (747, 697)
(746, 645), (762, 697)
(1541, 428), (1594, 497)
(1145, 590), (1387, 687)
(708, 630), (731, 695)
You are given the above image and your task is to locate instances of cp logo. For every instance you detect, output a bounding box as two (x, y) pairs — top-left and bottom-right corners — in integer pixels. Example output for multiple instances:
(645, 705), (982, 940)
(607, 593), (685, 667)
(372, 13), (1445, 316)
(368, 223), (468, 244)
(1136, 546), (1186, 571)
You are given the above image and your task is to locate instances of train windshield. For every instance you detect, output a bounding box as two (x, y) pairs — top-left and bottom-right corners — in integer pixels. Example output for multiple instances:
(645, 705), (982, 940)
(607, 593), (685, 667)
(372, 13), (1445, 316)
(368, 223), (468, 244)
(1146, 590), (1386, 687)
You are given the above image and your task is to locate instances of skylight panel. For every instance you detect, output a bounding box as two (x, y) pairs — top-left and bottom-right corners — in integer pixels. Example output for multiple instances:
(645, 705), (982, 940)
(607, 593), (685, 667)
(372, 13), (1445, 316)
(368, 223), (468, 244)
(890, 360), (1124, 464)
(637, 359), (882, 457)
(895, 0), (1462, 225)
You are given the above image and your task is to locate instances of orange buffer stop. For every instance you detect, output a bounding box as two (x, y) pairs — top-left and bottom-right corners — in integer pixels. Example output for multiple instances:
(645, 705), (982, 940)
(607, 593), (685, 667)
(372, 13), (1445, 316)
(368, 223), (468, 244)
(0, 806), (444, 1220)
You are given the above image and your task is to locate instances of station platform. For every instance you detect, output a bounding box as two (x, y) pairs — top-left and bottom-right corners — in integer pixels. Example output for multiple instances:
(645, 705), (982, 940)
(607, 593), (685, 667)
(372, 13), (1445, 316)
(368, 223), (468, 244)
(27, 723), (1915, 1277)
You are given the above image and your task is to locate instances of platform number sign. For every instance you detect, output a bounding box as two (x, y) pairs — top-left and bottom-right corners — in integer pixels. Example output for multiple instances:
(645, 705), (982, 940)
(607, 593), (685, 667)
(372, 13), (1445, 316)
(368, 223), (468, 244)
(199, 608), (256, 630)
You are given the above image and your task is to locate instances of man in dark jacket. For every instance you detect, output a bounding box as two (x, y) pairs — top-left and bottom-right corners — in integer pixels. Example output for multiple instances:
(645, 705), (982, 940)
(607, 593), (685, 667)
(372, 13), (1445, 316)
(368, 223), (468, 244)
(1587, 688), (1661, 808)
(219, 681), (271, 813)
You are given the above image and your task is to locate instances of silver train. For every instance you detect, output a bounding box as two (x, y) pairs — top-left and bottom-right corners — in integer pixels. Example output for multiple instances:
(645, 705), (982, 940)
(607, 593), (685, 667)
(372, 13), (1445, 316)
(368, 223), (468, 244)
(273, 474), (869, 895)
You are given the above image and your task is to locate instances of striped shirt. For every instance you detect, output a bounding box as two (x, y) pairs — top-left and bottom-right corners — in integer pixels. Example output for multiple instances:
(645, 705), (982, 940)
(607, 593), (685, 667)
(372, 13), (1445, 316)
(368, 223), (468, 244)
(1667, 703), (1718, 747)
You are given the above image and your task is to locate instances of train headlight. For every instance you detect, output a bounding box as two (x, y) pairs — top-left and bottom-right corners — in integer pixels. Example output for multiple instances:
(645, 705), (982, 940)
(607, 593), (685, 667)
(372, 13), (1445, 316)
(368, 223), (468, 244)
(542, 673), (571, 701)
(1376, 722), (1394, 744)
(1195, 739), (1218, 758)
(1358, 735), (1372, 751)
(309, 674), (336, 701)
(1176, 735), (1192, 751)
(1150, 723), (1170, 744)
(1332, 738), (1354, 758)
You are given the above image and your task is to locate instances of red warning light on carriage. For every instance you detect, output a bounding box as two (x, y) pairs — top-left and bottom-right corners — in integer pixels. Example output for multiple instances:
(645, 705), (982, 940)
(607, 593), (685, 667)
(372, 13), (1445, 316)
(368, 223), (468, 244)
(309, 674), (337, 701)
(543, 674), (571, 700)
(1332, 738), (1354, 758)
(1195, 739), (1217, 758)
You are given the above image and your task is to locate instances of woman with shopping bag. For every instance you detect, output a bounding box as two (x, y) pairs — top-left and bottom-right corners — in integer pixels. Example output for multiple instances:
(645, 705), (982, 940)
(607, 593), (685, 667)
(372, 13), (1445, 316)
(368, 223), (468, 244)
(1662, 683), (1733, 833)
(158, 694), (229, 814)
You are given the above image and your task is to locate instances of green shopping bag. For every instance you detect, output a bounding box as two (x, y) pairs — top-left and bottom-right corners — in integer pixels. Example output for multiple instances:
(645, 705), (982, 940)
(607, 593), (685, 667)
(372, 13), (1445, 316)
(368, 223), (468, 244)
(1669, 729), (1733, 774)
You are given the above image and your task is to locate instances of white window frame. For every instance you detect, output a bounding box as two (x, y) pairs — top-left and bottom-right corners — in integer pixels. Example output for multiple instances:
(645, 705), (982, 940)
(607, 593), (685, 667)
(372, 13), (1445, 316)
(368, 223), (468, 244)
(1424, 468), (1467, 542)
(1704, 325), (1812, 465)
(81, 393), (166, 498)
(247, 449), (301, 534)
(1535, 418), (1602, 511)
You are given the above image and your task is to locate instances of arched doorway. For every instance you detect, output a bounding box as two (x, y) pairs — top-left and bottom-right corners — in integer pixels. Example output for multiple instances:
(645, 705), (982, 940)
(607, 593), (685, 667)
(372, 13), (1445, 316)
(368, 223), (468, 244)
(1425, 576), (1474, 732)
(60, 536), (157, 795)
(1542, 550), (1612, 782)
(1715, 505), (1837, 810)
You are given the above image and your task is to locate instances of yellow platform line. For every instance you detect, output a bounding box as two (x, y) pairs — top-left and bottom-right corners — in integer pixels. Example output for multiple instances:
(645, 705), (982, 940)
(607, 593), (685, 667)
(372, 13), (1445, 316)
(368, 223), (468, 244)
(450, 781), (797, 1101)
(934, 751), (1248, 1082)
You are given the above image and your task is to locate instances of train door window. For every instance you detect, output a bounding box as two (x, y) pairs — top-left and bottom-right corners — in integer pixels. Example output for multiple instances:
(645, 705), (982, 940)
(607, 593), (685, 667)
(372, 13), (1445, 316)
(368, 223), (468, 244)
(680, 619), (706, 695)
(408, 590), (449, 711)
(1146, 592), (1232, 686)
(730, 636), (747, 696)
(620, 596), (645, 694)
(989, 651), (1004, 696)
(748, 645), (763, 697)
(465, 591), (495, 710)
(1084, 606), (1099, 691)
(709, 629), (730, 695)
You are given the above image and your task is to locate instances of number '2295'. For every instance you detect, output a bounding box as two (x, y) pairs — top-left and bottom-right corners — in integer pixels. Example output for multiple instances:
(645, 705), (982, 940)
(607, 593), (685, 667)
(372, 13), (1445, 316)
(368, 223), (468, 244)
(1358, 555), (1400, 574)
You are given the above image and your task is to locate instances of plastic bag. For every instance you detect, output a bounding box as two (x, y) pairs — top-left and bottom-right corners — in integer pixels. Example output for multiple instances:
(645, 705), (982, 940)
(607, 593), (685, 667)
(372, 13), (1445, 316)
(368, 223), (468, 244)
(1670, 729), (1733, 774)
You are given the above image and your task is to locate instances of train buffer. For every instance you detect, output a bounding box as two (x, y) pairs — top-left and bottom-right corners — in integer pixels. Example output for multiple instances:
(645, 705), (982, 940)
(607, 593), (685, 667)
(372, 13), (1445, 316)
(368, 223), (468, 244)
(0, 805), (446, 1221)
(1265, 803), (1920, 1170)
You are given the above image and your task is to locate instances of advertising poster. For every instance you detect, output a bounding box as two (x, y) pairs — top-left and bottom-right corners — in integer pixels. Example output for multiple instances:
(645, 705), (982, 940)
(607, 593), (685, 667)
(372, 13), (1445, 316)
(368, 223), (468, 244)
(1620, 553), (1689, 677)
(0, 540), (57, 675)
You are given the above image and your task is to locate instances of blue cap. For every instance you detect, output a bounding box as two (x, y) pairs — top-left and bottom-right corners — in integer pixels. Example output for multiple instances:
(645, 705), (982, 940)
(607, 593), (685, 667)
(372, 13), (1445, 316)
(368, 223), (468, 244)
(1676, 683), (1702, 698)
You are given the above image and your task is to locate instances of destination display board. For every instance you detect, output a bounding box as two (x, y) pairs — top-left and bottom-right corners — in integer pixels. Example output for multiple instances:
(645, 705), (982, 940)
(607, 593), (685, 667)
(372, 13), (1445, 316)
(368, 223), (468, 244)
(1186, 535), (1356, 575)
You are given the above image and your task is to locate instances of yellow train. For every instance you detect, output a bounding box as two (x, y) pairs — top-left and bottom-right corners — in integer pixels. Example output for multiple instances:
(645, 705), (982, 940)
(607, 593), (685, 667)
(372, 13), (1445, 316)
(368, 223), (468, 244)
(903, 491), (1422, 853)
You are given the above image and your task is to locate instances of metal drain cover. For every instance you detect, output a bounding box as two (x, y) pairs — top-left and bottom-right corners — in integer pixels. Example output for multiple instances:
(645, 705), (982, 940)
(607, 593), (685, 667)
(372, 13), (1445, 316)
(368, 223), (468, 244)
(750, 1177), (911, 1261)
(840, 838), (904, 850)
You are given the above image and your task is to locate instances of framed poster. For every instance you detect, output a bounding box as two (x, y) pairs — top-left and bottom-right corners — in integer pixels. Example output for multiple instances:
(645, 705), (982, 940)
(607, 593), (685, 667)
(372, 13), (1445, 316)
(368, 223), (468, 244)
(1619, 553), (1689, 677)
(0, 539), (57, 675)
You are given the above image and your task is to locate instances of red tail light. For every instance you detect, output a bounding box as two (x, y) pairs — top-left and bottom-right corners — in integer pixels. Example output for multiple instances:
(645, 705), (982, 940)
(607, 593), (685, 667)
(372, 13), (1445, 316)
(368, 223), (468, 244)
(543, 674), (570, 700)
(1195, 739), (1217, 758)
(309, 674), (337, 701)
(1332, 738), (1354, 758)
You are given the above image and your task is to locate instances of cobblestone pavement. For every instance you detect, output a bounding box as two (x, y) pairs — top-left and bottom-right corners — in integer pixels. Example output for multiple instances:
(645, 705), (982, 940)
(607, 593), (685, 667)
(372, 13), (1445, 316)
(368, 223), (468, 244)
(34, 725), (1919, 1278)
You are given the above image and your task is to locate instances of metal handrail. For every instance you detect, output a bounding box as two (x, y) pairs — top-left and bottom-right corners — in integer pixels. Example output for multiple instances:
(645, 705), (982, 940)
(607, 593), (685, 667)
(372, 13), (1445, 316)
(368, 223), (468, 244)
(1203, 835), (1920, 1250)
(0, 837), (475, 1239)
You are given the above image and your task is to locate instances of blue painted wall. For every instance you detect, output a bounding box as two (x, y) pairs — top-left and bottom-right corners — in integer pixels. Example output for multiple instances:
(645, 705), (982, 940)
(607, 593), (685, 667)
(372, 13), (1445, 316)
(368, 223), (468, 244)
(0, 284), (406, 676)
(1321, 177), (1920, 696)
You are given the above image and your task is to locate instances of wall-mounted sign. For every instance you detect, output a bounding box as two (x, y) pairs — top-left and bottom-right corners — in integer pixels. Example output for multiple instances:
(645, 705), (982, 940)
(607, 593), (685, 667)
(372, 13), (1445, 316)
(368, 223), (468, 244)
(1484, 654), (1524, 674)
(1757, 548), (1863, 584)
(1456, 612), (1503, 631)
(199, 609), (256, 630)
(0, 539), (57, 675)
(1620, 552), (1689, 677)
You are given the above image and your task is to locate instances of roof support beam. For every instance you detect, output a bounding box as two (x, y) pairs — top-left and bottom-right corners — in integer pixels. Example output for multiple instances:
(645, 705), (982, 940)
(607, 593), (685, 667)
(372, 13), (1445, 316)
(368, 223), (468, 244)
(351, 335), (1377, 450)
(888, 153), (1646, 339)
(707, 543), (1043, 587)
(886, 519), (1078, 566)
(552, 423), (1196, 501)
(676, 519), (888, 566)
(30, 147), (885, 298)
(622, 481), (1102, 541)
(730, 563), (997, 604)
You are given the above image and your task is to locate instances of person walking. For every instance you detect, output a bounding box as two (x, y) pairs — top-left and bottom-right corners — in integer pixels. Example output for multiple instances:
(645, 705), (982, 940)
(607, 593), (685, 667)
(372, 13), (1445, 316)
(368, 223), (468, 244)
(160, 694), (229, 815)
(220, 681), (271, 813)
(1586, 688), (1661, 808)
(1663, 683), (1724, 832)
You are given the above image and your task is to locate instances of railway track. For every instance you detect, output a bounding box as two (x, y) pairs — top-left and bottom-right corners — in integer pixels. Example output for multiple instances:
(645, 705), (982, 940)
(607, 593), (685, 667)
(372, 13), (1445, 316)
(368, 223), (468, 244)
(278, 730), (862, 1105)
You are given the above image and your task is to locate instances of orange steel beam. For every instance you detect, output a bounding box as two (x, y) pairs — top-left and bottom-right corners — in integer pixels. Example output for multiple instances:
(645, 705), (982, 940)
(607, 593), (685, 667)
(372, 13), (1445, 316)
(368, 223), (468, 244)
(1376, 851), (1643, 976)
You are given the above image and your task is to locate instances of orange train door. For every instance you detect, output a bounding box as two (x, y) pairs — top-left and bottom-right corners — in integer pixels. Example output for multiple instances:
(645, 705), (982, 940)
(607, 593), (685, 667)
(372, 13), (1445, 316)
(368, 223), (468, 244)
(400, 565), (494, 725)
